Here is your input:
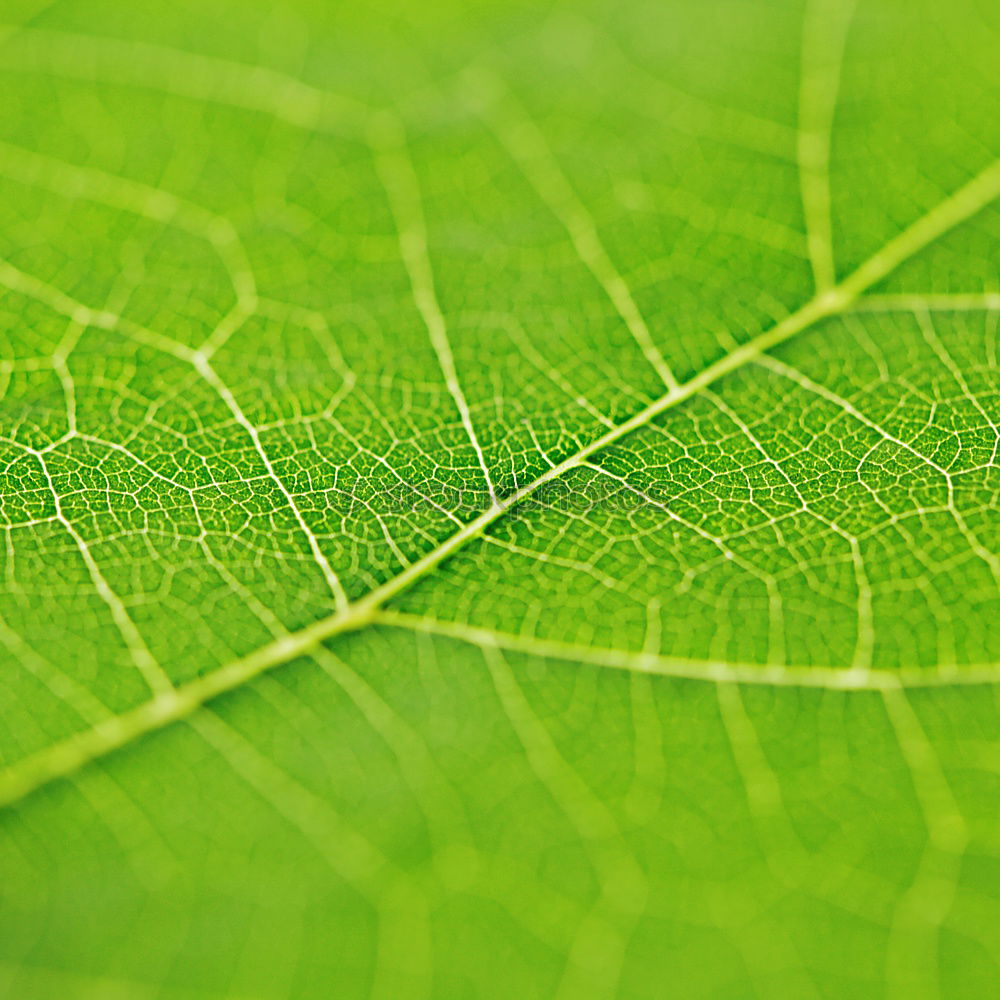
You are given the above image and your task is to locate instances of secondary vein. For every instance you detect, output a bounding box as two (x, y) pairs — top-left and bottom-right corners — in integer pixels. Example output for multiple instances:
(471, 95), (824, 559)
(1, 154), (998, 811)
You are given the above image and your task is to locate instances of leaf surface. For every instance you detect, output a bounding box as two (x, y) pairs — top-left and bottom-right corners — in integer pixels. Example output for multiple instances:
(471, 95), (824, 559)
(0, 1), (999, 997)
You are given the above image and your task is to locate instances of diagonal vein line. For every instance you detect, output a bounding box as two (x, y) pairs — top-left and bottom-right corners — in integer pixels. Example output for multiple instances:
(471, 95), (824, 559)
(465, 70), (680, 392)
(370, 111), (498, 503)
(0, 25), (368, 135)
(0, 259), (196, 362)
(372, 613), (1000, 690)
(0, 137), (259, 326)
(0, 263), (348, 610)
(797, 0), (857, 291)
(1, 154), (998, 811)
(35, 454), (173, 696)
(758, 353), (1000, 583)
(192, 354), (350, 610)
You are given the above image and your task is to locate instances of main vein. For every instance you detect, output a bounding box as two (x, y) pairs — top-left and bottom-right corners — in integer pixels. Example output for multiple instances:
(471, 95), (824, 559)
(1, 155), (998, 811)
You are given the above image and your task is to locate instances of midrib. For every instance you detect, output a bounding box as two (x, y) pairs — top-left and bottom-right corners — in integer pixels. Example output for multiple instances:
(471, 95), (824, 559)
(0, 155), (998, 811)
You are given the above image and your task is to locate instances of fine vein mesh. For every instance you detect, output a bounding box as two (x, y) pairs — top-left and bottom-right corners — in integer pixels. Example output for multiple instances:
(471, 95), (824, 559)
(0, 0), (998, 997)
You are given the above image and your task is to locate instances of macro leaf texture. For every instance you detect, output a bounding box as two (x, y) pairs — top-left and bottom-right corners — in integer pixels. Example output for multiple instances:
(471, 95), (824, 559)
(1, 0), (999, 997)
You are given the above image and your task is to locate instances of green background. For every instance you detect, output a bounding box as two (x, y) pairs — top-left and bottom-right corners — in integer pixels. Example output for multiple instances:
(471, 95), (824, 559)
(1, 0), (999, 996)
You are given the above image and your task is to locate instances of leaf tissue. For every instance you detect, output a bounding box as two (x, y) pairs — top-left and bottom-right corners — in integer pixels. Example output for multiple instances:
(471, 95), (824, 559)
(0, 0), (998, 997)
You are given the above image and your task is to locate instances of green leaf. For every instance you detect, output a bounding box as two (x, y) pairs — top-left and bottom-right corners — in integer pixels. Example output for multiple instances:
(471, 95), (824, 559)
(1, 0), (998, 997)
